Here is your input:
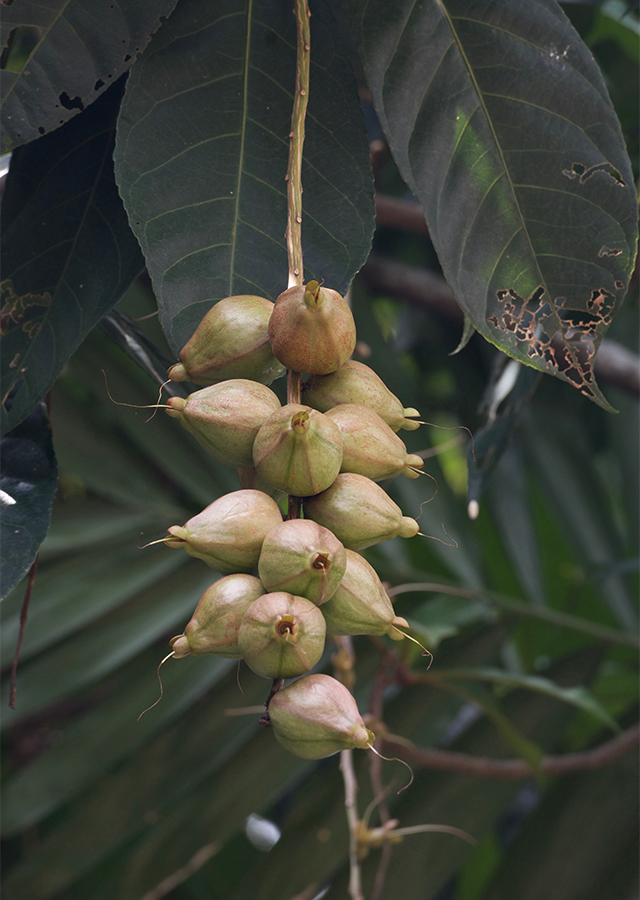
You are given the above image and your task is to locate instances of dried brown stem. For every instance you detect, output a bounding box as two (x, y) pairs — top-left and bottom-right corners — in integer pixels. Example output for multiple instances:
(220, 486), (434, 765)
(285, 0), (311, 288)
(9, 554), (38, 709)
(368, 664), (396, 900)
(380, 722), (640, 779)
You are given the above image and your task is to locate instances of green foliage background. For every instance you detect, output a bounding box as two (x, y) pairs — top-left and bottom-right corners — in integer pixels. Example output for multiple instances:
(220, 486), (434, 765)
(1, 1), (638, 898)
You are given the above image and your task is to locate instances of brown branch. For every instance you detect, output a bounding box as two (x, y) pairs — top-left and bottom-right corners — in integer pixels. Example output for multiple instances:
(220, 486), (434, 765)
(375, 194), (429, 234)
(381, 722), (640, 780)
(285, 0), (311, 288)
(9, 555), (39, 709)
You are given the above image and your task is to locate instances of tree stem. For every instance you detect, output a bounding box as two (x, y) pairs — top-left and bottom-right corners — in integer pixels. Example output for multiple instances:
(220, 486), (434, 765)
(285, 0), (311, 289)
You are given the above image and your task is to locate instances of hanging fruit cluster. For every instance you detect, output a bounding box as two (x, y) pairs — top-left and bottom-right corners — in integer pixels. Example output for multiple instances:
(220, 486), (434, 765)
(157, 279), (425, 759)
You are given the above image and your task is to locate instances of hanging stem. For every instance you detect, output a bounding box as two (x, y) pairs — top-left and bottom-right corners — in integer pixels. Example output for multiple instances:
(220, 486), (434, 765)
(285, 0), (311, 289)
(284, 0), (310, 522)
(340, 749), (365, 900)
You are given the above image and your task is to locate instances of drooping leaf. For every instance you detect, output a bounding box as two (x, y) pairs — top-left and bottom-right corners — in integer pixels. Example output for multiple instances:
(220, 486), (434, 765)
(114, 0), (375, 354)
(0, 0), (178, 150)
(0, 78), (144, 436)
(0, 401), (58, 599)
(342, 0), (638, 407)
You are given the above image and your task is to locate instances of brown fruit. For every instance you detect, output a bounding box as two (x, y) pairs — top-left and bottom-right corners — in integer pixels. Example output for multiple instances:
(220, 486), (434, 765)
(268, 281), (356, 374)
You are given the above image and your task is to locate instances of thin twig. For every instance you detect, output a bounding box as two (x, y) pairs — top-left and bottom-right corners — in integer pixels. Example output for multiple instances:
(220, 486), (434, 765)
(380, 722), (640, 779)
(9, 555), (38, 709)
(285, 0), (311, 288)
(340, 749), (365, 900)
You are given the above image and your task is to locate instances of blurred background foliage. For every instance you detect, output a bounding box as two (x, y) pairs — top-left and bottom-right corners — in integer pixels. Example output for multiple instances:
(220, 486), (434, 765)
(1, 2), (638, 899)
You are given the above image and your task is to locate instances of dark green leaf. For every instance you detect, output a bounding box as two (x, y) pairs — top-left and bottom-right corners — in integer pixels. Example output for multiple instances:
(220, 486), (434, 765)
(0, 78), (144, 435)
(0, 401), (57, 599)
(114, 0), (375, 353)
(0, 0), (178, 149)
(342, 0), (638, 407)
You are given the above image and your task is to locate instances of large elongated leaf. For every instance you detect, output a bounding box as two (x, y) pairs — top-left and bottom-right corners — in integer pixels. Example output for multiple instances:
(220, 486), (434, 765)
(114, 0), (375, 354)
(0, 401), (57, 598)
(0, 78), (144, 435)
(342, 0), (638, 407)
(0, 0), (178, 149)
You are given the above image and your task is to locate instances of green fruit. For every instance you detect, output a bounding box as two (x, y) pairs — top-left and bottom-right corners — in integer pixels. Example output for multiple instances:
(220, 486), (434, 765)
(268, 673), (374, 759)
(168, 295), (285, 385)
(320, 550), (409, 638)
(325, 403), (424, 481)
(268, 281), (356, 375)
(303, 359), (421, 431)
(258, 519), (346, 605)
(304, 473), (419, 550)
(165, 380), (280, 467)
(253, 404), (343, 497)
(165, 489), (283, 573)
(170, 574), (264, 658)
(238, 592), (326, 679)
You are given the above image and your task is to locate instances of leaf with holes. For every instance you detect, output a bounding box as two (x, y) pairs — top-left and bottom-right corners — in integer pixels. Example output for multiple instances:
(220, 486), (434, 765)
(0, 402), (58, 600)
(0, 0), (178, 150)
(0, 77), (143, 436)
(114, 0), (375, 354)
(342, 0), (638, 408)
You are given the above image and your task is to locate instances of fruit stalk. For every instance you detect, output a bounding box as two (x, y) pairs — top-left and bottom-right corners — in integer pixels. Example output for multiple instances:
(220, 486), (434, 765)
(285, 0), (311, 290)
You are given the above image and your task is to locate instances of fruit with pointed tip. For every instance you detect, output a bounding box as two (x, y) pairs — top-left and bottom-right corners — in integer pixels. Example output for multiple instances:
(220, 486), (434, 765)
(165, 380), (280, 467)
(303, 360), (421, 431)
(253, 404), (343, 497)
(268, 673), (374, 759)
(165, 489), (283, 573)
(325, 403), (424, 481)
(170, 574), (264, 658)
(168, 295), (285, 385)
(304, 473), (419, 550)
(268, 281), (356, 374)
(258, 519), (346, 605)
(320, 550), (408, 639)
(238, 592), (326, 678)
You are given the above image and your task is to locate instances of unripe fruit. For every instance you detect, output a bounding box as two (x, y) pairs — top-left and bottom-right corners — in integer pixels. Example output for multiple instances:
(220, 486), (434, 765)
(268, 281), (356, 374)
(253, 404), (343, 497)
(168, 295), (285, 385)
(303, 359), (421, 431)
(258, 519), (346, 605)
(268, 673), (374, 759)
(170, 574), (264, 658)
(325, 404), (424, 481)
(238, 592), (326, 679)
(165, 380), (280, 467)
(320, 550), (409, 639)
(304, 473), (419, 550)
(165, 490), (283, 573)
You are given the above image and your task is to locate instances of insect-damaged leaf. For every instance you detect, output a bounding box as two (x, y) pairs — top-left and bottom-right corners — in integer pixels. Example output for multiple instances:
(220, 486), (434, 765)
(342, 0), (638, 408)
(0, 0), (178, 150)
(0, 78), (144, 436)
(114, 0), (375, 354)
